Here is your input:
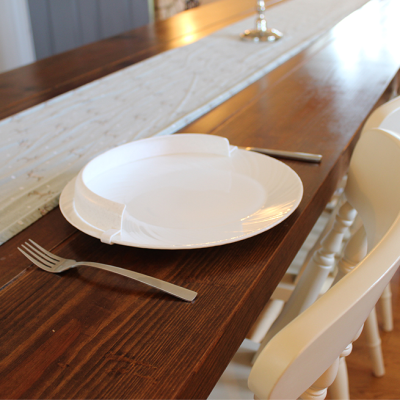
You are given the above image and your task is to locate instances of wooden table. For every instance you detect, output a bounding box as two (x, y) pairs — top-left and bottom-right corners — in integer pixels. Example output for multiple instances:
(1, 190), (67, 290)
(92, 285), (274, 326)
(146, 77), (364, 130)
(1, 0), (399, 398)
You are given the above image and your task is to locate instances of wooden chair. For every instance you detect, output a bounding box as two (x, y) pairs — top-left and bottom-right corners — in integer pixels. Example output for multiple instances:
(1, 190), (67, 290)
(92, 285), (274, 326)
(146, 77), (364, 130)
(209, 127), (400, 399)
(318, 95), (400, 377)
(248, 95), (400, 376)
(321, 94), (400, 335)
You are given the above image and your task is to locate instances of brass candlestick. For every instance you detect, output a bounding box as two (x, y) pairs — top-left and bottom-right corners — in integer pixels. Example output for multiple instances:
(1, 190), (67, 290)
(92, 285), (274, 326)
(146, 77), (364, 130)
(241, 0), (283, 42)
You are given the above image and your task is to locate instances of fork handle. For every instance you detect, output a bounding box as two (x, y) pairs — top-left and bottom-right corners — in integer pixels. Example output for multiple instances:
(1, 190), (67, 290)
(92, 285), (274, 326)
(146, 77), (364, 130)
(76, 262), (197, 302)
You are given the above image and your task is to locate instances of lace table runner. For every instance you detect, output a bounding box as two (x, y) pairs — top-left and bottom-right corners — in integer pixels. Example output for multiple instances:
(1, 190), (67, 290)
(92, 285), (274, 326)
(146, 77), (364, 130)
(0, 0), (369, 243)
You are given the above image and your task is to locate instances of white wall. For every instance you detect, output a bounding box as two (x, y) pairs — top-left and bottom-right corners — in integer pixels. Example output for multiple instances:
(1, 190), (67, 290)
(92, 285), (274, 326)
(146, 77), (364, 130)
(0, 0), (36, 73)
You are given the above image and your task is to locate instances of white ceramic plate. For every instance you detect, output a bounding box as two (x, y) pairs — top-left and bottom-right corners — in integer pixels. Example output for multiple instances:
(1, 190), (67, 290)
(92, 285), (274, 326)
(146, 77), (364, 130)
(59, 134), (303, 249)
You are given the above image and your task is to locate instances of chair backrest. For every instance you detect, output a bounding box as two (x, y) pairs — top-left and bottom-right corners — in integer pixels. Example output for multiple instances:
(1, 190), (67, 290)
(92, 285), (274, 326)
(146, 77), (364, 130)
(363, 95), (400, 132)
(248, 128), (400, 399)
(358, 95), (400, 249)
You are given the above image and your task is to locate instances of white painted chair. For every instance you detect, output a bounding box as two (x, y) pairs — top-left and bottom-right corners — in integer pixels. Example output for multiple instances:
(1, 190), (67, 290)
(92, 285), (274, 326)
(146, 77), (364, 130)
(248, 95), (400, 376)
(325, 95), (400, 376)
(209, 127), (400, 400)
(328, 94), (400, 335)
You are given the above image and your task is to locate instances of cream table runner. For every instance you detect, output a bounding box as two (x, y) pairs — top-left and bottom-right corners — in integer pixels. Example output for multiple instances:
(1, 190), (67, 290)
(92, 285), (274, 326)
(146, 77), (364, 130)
(0, 0), (370, 244)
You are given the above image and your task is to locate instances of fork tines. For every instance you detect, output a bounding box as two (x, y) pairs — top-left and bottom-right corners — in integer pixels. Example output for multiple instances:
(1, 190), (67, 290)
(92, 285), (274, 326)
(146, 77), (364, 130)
(18, 240), (60, 269)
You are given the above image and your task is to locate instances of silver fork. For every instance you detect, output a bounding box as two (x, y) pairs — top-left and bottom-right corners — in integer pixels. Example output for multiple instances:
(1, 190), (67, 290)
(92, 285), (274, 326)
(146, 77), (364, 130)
(18, 239), (197, 302)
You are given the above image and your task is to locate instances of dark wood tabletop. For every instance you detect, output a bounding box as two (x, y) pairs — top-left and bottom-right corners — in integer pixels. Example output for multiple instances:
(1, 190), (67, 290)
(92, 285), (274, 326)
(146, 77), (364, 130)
(1, 0), (399, 398)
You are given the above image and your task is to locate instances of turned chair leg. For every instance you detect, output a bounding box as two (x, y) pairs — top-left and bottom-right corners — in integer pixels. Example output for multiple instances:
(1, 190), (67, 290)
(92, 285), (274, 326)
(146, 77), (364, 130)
(379, 284), (393, 332)
(310, 328), (362, 400)
(364, 307), (385, 377)
(301, 358), (340, 400)
(327, 357), (350, 400)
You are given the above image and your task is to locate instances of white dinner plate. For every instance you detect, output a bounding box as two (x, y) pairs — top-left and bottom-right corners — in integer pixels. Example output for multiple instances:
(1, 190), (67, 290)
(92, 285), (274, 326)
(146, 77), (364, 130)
(59, 134), (303, 249)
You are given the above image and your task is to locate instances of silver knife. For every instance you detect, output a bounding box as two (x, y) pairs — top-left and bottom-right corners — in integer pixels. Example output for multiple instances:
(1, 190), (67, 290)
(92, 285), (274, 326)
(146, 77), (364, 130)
(238, 146), (322, 163)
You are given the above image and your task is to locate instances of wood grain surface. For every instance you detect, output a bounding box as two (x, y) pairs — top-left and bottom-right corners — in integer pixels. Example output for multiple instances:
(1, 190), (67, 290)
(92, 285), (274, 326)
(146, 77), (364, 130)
(0, 0), (267, 121)
(1, 0), (399, 398)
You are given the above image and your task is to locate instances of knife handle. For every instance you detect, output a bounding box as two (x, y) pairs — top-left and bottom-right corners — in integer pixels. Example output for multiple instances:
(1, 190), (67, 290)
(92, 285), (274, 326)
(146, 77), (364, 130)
(242, 147), (322, 163)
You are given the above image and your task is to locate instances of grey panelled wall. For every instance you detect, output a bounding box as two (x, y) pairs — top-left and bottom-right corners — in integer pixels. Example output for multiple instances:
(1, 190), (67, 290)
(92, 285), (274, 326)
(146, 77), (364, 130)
(27, 0), (151, 60)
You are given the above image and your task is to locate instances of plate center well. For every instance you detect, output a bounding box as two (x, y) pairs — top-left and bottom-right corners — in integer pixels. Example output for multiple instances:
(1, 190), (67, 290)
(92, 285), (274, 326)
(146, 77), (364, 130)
(87, 154), (266, 230)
